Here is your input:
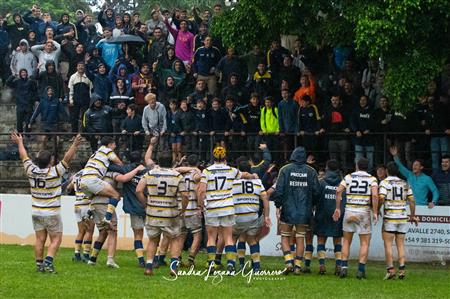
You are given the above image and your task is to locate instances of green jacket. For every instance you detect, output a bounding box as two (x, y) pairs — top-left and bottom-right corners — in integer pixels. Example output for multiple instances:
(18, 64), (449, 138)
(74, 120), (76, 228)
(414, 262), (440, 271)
(260, 106), (279, 133)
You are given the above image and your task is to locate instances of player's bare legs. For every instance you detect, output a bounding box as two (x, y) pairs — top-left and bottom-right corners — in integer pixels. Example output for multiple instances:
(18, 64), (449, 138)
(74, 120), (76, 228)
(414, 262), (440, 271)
(106, 229), (119, 268)
(34, 230), (47, 271)
(396, 233), (407, 279)
(357, 233), (371, 279)
(133, 228), (145, 267)
(144, 236), (160, 275)
(340, 231), (353, 278)
(156, 234), (170, 267)
(88, 229), (108, 265)
(280, 223), (294, 273)
(206, 226), (219, 270)
(215, 231), (225, 268)
(383, 231), (395, 279)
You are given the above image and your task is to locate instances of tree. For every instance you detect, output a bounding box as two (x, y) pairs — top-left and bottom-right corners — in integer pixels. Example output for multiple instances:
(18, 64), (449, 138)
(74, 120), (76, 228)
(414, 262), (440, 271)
(211, 0), (450, 112)
(0, 0), (91, 19)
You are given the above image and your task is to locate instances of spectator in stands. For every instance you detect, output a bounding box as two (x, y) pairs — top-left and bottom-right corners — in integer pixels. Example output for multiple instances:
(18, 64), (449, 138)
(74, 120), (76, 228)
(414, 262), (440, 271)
(278, 88), (298, 160)
(147, 27), (168, 65)
(209, 98), (228, 147)
(132, 63), (155, 113)
(83, 93), (115, 151)
(31, 39), (62, 72)
(121, 104), (144, 152)
(241, 44), (265, 81)
(0, 15), (10, 86)
(96, 27), (121, 69)
(68, 61), (93, 132)
(340, 79), (359, 109)
(187, 79), (211, 105)
(294, 70), (316, 104)
(250, 62), (273, 101)
(179, 99), (196, 153)
(194, 98), (211, 161)
(351, 95), (375, 172)
(424, 98), (450, 171)
(390, 109), (414, 168)
(86, 62), (113, 105)
(321, 93), (350, 169)
(260, 96), (279, 155)
(33, 60), (64, 100)
(10, 39), (36, 77)
(432, 155), (450, 206)
(224, 97), (245, 158)
(6, 69), (37, 132)
(146, 9), (167, 36)
(56, 13), (78, 40)
(298, 95), (321, 152)
(62, 41), (85, 77)
(97, 6), (115, 29)
(23, 5), (43, 39)
(142, 93), (167, 155)
(158, 76), (180, 107)
(164, 18), (194, 65)
(239, 93), (261, 151)
(110, 78), (134, 135)
(390, 146), (439, 207)
(3, 13), (29, 49)
(217, 47), (246, 89)
(221, 73), (248, 106)
(192, 36), (221, 96)
(279, 55), (301, 93)
(167, 99), (183, 162)
(266, 39), (290, 83)
(29, 86), (64, 136)
(38, 12), (58, 44)
(373, 96), (392, 164)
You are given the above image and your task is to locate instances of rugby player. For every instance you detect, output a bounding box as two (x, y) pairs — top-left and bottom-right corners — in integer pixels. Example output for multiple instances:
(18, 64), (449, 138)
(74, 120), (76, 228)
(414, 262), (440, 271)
(11, 132), (82, 273)
(136, 154), (189, 276)
(67, 170), (94, 262)
(273, 146), (320, 275)
(197, 146), (257, 273)
(379, 162), (417, 280)
(79, 136), (123, 229)
(232, 160), (271, 272)
(314, 160), (345, 275)
(334, 158), (378, 279)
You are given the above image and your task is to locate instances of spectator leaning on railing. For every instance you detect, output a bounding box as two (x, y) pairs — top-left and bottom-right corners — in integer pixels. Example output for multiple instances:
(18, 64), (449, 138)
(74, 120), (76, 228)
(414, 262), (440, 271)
(432, 155), (450, 206)
(390, 146), (439, 207)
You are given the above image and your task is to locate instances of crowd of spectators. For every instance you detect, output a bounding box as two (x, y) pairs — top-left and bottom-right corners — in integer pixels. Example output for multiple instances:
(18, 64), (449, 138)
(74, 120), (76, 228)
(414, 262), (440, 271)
(0, 3), (449, 200)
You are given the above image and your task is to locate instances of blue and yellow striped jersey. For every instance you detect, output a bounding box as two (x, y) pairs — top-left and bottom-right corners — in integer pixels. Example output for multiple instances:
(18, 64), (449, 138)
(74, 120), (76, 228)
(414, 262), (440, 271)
(379, 176), (414, 223)
(201, 163), (241, 217)
(183, 171), (199, 217)
(232, 178), (265, 223)
(144, 168), (186, 226)
(340, 171), (378, 213)
(23, 157), (68, 216)
(81, 146), (118, 180)
(72, 170), (90, 209)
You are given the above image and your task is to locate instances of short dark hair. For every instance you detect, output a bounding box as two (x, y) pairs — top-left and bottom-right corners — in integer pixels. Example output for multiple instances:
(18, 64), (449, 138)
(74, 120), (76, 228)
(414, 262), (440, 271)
(301, 94), (312, 102)
(235, 156), (249, 167)
(238, 160), (251, 172)
(187, 154), (199, 166)
(100, 136), (115, 146)
(376, 164), (386, 170)
(129, 151), (142, 164)
(413, 159), (424, 167)
(250, 92), (259, 98)
(357, 158), (369, 171)
(127, 103), (136, 111)
(386, 162), (399, 177)
(442, 155), (450, 161)
(251, 152), (262, 165)
(36, 150), (52, 168)
(326, 159), (340, 172)
(158, 154), (173, 168)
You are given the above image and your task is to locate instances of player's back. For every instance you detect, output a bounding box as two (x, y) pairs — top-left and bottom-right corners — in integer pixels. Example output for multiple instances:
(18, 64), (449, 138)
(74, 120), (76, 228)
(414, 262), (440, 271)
(201, 163), (241, 217)
(379, 176), (413, 222)
(81, 146), (118, 180)
(145, 167), (184, 226)
(183, 170), (199, 217)
(232, 178), (264, 223)
(73, 170), (90, 209)
(24, 158), (68, 216)
(341, 171), (377, 213)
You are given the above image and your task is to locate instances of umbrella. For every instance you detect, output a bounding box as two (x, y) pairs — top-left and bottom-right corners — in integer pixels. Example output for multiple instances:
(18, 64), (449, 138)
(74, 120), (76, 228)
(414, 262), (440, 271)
(106, 34), (145, 44)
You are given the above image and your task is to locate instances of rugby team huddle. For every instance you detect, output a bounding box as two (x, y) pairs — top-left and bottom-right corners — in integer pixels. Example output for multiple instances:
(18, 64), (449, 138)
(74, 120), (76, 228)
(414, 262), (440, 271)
(11, 131), (418, 280)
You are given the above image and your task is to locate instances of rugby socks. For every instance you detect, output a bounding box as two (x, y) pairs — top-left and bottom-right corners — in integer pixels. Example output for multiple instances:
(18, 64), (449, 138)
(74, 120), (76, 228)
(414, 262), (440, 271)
(386, 265), (395, 272)
(237, 241), (246, 267)
(399, 264), (406, 271)
(44, 256), (54, 266)
(188, 254), (196, 265)
(225, 245), (237, 267)
(283, 251), (294, 266)
(83, 240), (92, 260)
(250, 243), (261, 270)
(134, 240), (145, 266)
(74, 239), (83, 259)
(36, 259), (43, 266)
(105, 198), (119, 221)
(170, 257), (179, 271)
(334, 244), (342, 267)
(304, 244), (314, 267)
(215, 253), (223, 266)
(90, 241), (104, 262)
(207, 246), (216, 266)
(294, 256), (303, 269)
(317, 244), (326, 266)
(341, 260), (348, 269)
(358, 263), (366, 273)
(145, 259), (153, 270)
(158, 254), (166, 265)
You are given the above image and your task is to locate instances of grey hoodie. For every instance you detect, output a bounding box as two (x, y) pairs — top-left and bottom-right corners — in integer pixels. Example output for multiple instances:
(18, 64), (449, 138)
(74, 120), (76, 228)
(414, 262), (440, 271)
(141, 101), (167, 135)
(31, 40), (61, 72)
(10, 39), (37, 76)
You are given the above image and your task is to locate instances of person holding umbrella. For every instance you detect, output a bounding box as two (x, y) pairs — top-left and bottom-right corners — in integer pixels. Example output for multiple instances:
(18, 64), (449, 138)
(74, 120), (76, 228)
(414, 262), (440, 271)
(96, 27), (121, 69)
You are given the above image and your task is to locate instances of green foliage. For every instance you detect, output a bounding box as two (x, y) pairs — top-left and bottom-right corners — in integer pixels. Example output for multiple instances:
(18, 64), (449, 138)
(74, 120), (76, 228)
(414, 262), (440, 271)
(212, 0), (450, 112)
(0, 0), (91, 19)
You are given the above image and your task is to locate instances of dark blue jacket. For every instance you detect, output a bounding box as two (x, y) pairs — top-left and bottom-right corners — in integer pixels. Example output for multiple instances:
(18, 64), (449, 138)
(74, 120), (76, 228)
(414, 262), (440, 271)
(432, 169), (450, 206)
(314, 170), (345, 237)
(6, 74), (37, 110)
(0, 24), (10, 54)
(351, 104), (374, 145)
(121, 114), (143, 133)
(193, 46), (221, 76)
(298, 104), (321, 133)
(167, 110), (183, 134)
(109, 163), (147, 216)
(278, 99), (299, 133)
(86, 70), (113, 105)
(273, 147), (320, 224)
(23, 10), (44, 38)
(195, 108), (211, 132)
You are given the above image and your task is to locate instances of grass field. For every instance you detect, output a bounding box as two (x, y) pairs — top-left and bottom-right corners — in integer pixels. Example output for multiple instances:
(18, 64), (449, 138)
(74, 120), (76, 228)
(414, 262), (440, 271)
(0, 244), (449, 299)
